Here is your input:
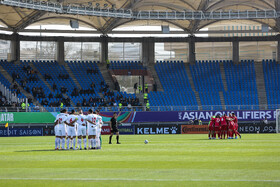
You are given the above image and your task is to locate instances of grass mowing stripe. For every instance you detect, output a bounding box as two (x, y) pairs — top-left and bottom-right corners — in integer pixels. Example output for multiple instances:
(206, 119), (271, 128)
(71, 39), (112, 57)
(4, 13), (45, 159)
(0, 178), (279, 182)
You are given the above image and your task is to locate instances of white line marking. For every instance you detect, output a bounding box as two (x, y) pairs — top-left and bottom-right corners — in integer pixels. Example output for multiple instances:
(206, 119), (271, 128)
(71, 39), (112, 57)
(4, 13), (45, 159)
(0, 178), (279, 182)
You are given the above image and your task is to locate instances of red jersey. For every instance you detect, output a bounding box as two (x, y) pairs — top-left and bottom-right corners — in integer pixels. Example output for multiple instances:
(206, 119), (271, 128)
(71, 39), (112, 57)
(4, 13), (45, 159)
(213, 117), (221, 127)
(220, 116), (228, 126)
(209, 117), (215, 127)
(229, 121), (235, 129)
(232, 116), (238, 124)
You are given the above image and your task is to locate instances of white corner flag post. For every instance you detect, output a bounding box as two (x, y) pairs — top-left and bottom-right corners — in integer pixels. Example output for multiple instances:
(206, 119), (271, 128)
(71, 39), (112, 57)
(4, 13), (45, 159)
(276, 109), (280, 133)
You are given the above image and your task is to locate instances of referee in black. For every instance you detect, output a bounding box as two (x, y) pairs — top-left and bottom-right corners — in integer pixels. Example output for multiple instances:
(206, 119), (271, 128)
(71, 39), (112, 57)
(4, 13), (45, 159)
(109, 112), (121, 144)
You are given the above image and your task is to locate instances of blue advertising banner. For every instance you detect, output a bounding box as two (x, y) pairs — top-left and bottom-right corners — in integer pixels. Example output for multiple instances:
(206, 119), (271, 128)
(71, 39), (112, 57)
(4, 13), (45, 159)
(132, 110), (278, 122)
(0, 127), (43, 137)
(118, 124), (134, 135)
(135, 124), (181, 135)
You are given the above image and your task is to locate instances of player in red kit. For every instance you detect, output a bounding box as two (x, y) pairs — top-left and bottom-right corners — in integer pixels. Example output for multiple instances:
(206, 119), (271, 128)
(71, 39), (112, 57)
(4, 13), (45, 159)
(212, 114), (221, 139)
(228, 120), (235, 139)
(208, 116), (215, 139)
(220, 114), (228, 139)
(231, 112), (241, 139)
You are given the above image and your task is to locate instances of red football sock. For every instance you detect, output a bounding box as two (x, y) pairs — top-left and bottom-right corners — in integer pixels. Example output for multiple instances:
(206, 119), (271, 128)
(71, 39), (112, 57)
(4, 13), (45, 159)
(236, 131), (241, 137)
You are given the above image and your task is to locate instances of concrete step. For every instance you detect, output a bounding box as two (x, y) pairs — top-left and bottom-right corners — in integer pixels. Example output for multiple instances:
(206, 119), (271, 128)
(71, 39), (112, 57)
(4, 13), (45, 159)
(254, 62), (268, 108)
(0, 64), (42, 107)
(184, 63), (202, 106)
(219, 63), (228, 91)
(136, 93), (144, 105)
(97, 63), (115, 90)
(29, 63), (53, 92)
(31, 63), (76, 107)
(64, 63), (82, 89)
(147, 64), (163, 91)
(194, 92), (202, 106)
(219, 91), (226, 110)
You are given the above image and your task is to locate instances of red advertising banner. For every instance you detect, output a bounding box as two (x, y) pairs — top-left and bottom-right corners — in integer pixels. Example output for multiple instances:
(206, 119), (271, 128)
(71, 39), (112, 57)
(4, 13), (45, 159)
(101, 126), (111, 135)
(181, 125), (208, 134)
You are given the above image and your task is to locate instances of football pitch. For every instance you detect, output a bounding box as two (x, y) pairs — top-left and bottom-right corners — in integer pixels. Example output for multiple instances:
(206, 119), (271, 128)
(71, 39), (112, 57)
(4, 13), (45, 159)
(0, 134), (279, 187)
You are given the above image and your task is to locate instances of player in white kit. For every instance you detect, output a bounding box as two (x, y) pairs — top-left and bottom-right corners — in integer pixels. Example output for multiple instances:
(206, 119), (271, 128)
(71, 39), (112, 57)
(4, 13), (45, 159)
(66, 110), (78, 150)
(77, 109), (87, 150)
(95, 110), (103, 149)
(86, 109), (98, 149)
(54, 109), (70, 150)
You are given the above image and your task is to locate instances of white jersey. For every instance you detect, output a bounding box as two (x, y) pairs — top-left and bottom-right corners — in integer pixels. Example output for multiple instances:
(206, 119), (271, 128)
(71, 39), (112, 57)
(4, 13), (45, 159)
(55, 113), (68, 126)
(66, 114), (77, 137)
(77, 114), (87, 127)
(55, 113), (68, 136)
(96, 115), (103, 136)
(66, 114), (78, 127)
(86, 114), (98, 136)
(77, 114), (87, 136)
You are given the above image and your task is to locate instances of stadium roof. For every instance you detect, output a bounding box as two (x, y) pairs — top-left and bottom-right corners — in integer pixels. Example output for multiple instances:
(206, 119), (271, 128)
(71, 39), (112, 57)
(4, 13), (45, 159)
(0, 0), (278, 34)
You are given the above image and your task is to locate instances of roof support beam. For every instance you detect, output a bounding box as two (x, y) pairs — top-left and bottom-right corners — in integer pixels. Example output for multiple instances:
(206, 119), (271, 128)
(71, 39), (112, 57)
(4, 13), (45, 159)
(1, 33), (280, 43)
(13, 11), (46, 32)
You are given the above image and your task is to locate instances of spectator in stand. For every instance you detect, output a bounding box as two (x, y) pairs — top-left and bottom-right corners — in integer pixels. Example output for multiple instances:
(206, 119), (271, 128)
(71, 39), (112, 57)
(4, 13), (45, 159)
(90, 82), (95, 89)
(262, 117), (268, 124)
(134, 83), (138, 94)
(194, 118), (199, 125)
(53, 83), (57, 90)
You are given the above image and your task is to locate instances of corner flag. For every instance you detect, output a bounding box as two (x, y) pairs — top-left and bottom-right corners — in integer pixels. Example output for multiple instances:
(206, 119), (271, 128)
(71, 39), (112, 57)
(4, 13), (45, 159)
(5, 123), (8, 128)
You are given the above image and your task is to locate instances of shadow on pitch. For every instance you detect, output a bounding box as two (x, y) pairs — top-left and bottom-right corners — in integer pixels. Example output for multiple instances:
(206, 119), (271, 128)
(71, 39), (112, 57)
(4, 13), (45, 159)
(15, 149), (57, 152)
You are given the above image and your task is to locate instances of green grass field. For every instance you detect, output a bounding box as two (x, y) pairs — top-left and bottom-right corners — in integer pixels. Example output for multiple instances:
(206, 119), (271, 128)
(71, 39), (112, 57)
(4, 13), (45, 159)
(0, 134), (279, 187)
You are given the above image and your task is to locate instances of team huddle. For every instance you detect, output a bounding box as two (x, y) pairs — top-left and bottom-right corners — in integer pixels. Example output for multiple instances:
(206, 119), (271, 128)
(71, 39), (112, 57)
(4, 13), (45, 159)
(54, 108), (103, 150)
(208, 112), (241, 139)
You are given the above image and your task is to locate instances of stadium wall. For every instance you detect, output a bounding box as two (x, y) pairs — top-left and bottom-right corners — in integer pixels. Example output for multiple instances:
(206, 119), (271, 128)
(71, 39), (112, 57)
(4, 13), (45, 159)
(0, 110), (277, 124)
(0, 111), (277, 136)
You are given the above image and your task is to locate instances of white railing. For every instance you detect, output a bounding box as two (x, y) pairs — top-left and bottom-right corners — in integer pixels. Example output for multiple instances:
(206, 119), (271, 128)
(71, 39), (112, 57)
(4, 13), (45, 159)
(1, 0), (279, 20)
(0, 105), (279, 112)
(0, 83), (19, 103)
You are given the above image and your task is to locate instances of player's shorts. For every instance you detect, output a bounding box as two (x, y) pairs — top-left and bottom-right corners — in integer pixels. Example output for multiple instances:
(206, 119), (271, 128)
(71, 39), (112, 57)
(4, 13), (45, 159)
(221, 125), (227, 131)
(228, 124), (234, 130)
(208, 125), (214, 131)
(111, 128), (119, 133)
(88, 127), (97, 136)
(67, 126), (76, 137)
(96, 128), (101, 137)
(54, 125), (59, 136)
(214, 126), (220, 131)
(57, 125), (66, 136)
(78, 126), (87, 136)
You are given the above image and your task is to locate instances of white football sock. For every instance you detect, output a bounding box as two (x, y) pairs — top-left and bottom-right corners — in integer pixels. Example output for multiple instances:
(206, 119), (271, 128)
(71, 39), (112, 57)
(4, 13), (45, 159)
(78, 139), (82, 148)
(59, 138), (62, 148)
(62, 138), (65, 149)
(83, 139), (87, 148)
(67, 138), (70, 149)
(96, 137), (100, 148)
(70, 139), (73, 147)
(55, 138), (58, 149)
(89, 138), (93, 148)
(93, 139), (96, 148)
(73, 138), (76, 149)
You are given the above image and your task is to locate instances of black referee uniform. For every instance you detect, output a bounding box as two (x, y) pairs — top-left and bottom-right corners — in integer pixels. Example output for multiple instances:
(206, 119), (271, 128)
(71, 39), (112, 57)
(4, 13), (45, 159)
(109, 113), (121, 144)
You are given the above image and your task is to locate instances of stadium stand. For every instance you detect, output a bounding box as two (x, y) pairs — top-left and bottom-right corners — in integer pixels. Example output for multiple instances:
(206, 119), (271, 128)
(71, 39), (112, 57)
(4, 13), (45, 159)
(0, 59), (279, 111)
(0, 60), (140, 111)
(109, 61), (146, 70)
(223, 60), (259, 109)
(262, 59), (280, 109)
(149, 61), (198, 111)
(190, 60), (223, 110)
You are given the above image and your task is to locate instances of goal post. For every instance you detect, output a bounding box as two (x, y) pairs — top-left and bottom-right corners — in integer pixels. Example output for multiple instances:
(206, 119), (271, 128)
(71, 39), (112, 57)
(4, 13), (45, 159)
(276, 109), (280, 133)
